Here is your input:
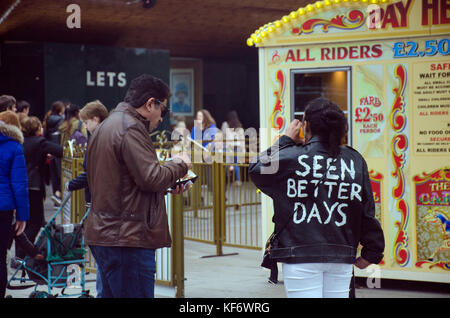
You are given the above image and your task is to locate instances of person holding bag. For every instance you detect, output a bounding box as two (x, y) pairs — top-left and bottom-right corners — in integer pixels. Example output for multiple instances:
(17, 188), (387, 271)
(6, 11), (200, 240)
(43, 101), (65, 205)
(250, 97), (384, 298)
(16, 116), (62, 260)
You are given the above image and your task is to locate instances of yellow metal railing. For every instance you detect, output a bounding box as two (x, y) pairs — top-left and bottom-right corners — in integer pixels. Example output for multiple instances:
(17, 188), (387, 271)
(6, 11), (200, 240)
(177, 145), (262, 253)
(222, 163), (261, 250)
(61, 144), (86, 224)
(61, 134), (262, 296)
(183, 163), (215, 244)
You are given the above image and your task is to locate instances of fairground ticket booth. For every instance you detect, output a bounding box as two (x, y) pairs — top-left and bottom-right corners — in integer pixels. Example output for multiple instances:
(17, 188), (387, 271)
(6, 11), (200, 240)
(247, 0), (449, 283)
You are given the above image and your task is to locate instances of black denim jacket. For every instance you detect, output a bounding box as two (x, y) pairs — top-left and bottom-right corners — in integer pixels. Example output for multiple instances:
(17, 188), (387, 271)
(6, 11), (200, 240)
(249, 135), (385, 264)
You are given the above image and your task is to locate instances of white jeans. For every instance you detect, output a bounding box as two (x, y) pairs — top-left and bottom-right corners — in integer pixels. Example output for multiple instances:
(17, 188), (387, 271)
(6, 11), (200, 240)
(282, 263), (353, 298)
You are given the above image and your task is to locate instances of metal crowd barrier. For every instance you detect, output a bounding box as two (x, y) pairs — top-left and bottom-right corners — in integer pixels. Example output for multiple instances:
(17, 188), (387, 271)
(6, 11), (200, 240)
(163, 132), (262, 255)
(182, 153), (262, 254)
(61, 133), (262, 297)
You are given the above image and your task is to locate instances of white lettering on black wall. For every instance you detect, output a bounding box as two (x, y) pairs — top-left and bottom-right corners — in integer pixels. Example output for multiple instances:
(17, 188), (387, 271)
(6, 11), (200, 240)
(86, 71), (127, 87)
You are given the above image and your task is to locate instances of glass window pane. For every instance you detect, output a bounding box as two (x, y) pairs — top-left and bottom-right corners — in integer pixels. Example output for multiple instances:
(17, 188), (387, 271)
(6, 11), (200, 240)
(293, 71), (348, 115)
(291, 69), (350, 144)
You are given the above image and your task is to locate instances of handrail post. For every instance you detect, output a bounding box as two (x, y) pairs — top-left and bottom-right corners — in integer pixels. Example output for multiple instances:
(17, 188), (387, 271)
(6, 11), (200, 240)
(218, 160), (227, 254)
(212, 161), (222, 256)
(192, 164), (201, 218)
(172, 192), (185, 298)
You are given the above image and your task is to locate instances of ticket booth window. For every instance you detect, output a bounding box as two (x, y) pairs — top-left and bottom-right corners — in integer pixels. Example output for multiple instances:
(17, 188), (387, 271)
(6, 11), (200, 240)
(290, 67), (352, 145)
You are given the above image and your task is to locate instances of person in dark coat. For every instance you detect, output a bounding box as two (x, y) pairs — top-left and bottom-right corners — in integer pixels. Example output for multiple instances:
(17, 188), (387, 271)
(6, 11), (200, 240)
(16, 116), (63, 259)
(0, 111), (29, 298)
(44, 101), (65, 205)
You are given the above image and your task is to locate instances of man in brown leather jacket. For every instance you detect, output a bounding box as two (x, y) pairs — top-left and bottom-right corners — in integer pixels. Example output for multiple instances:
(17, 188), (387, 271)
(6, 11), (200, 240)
(85, 74), (191, 298)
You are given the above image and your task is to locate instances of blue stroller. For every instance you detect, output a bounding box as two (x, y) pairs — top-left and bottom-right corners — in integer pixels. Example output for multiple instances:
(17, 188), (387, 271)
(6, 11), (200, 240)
(7, 195), (92, 298)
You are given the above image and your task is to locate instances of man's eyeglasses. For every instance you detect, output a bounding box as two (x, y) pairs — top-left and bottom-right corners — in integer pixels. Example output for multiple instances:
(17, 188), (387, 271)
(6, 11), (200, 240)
(155, 99), (169, 117)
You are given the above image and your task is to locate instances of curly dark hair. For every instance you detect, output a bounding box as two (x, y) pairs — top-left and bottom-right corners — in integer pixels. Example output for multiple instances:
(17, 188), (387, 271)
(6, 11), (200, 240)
(124, 74), (170, 108)
(304, 97), (347, 158)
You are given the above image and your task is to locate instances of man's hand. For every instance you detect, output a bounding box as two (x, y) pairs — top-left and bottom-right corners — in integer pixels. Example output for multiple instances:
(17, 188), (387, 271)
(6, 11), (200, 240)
(173, 152), (193, 170)
(169, 182), (191, 194)
(354, 257), (371, 269)
(284, 119), (304, 145)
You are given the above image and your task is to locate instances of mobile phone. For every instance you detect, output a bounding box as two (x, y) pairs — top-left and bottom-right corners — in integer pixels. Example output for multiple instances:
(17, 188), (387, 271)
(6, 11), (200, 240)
(168, 170), (198, 191)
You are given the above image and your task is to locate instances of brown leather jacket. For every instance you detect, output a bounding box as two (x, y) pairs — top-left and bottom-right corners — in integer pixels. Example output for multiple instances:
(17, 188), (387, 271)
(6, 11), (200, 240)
(84, 102), (188, 249)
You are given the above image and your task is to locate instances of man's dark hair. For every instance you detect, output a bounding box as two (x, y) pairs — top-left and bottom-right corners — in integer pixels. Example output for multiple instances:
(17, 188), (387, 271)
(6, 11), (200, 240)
(0, 95), (16, 112)
(304, 97), (347, 158)
(17, 100), (31, 113)
(124, 74), (170, 108)
(51, 100), (65, 115)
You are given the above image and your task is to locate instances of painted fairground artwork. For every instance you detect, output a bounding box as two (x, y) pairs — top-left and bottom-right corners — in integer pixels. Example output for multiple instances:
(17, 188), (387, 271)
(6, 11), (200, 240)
(250, 0), (450, 282)
(414, 168), (450, 270)
(369, 170), (385, 265)
(370, 170), (383, 224)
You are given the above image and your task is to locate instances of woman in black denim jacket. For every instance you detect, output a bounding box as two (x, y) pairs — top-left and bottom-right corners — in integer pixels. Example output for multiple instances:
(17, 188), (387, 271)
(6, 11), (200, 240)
(249, 98), (384, 298)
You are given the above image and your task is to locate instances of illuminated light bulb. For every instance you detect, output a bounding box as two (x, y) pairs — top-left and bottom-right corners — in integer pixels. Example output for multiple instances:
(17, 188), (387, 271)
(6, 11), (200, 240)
(315, 1), (324, 8)
(246, 38), (254, 46)
(290, 11), (299, 19)
(254, 37), (262, 43)
(370, 0), (378, 3)
(297, 8), (306, 15)
(260, 31), (267, 38)
(282, 15), (290, 23)
(324, 0), (332, 5)
(333, 0), (341, 3)
(306, 4), (315, 11)
(274, 20), (283, 28)
(267, 26), (275, 33)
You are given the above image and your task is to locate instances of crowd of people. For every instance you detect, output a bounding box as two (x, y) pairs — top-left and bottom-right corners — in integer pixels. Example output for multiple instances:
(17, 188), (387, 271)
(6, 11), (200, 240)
(0, 75), (194, 298)
(0, 94), (91, 298)
(0, 78), (249, 298)
(0, 74), (384, 299)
